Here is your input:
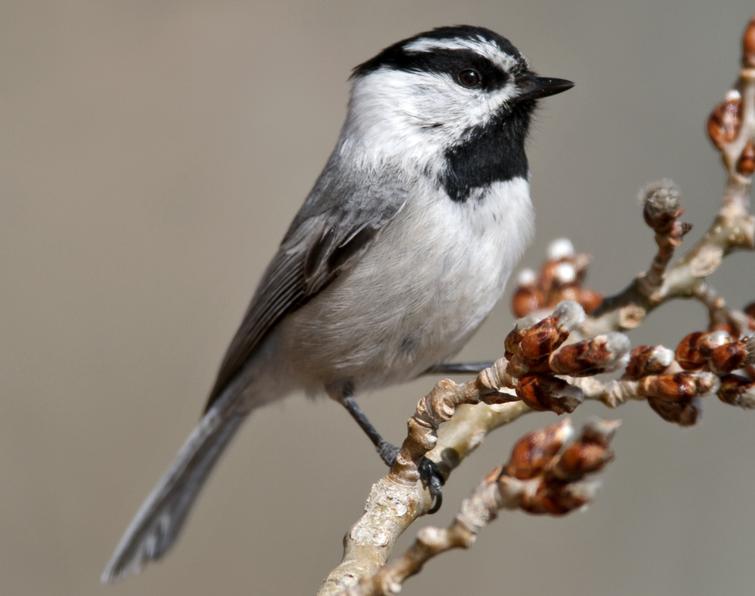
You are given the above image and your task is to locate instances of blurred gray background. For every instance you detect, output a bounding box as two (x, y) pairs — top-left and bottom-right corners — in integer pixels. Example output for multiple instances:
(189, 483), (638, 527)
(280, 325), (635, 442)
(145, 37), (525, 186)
(2, 1), (755, 595)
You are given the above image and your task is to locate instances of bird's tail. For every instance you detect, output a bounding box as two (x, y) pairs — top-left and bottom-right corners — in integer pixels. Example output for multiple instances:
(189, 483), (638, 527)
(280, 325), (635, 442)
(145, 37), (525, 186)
(101, 392), (247, 583)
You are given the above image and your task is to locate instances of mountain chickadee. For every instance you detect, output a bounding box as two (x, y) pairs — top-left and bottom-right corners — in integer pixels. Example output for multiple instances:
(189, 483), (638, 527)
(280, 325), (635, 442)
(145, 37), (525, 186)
(102, 25), (573, 581)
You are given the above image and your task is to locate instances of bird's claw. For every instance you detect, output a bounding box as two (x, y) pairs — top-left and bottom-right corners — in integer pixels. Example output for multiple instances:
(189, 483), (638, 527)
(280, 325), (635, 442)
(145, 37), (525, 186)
(419, 456), (445, 514)
(377, 442), (445, 513)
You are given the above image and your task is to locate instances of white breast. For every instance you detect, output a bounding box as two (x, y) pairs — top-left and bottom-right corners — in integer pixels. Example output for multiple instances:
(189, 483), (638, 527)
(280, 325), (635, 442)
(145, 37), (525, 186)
(280, 176), (534, 394)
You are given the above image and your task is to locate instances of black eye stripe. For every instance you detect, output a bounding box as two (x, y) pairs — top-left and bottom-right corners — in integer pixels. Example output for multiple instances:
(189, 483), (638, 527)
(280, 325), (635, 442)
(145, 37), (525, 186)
(356, 48), (509, 91)
(408, 50), (508, 90)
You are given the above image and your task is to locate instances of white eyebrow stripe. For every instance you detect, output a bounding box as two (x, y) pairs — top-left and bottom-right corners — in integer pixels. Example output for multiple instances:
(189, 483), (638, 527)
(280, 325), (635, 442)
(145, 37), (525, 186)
(403, 36), (523, 72)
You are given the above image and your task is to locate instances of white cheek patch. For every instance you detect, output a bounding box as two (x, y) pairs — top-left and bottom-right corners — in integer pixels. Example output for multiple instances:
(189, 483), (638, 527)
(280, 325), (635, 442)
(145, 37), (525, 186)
(404, 36), (526, 73)
(343, 66), (519, 171)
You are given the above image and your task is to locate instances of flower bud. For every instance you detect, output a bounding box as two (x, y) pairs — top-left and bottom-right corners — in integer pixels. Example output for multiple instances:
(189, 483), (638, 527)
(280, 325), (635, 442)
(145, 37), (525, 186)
(516, 374), (584, 413)
(623, 345), (675, 379)
(674, 331), (730, 370)
(505, 418), (573, 479)
(577, 288), (603, 314)
(512, 286), (543, 318)
(709, 337), (751, 374)
(511, 318), (567, 370)
(518, 482), (591, 515)
(638, 372), (717, 400)
(549, 333), (631, 376)
(552, 442), (612, 482)
(547, 238), (575, 261)
(718, 373), (755, 408)
(647, 396), (702, 426)
(641, 180), (683, 234)
(553, 262), (577, 285)
(707, 90), (742, 150)
(505, 302), (586, 374)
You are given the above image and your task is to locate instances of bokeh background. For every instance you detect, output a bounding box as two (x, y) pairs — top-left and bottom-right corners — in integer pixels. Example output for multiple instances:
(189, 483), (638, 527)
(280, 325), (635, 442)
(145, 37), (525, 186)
(2, 1), (755, 595)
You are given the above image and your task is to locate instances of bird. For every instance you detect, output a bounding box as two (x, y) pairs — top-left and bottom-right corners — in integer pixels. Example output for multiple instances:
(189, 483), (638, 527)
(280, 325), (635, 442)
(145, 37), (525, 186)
(101, 25), (573, 582)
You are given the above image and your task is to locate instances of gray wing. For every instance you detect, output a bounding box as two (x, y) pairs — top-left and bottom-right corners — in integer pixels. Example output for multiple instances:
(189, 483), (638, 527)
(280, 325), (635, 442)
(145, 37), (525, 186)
(204, 165), (408, 411)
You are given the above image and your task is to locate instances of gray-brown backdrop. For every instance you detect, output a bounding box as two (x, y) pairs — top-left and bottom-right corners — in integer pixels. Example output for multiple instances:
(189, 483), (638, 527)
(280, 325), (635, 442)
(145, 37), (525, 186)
(2, 1), (755, 595)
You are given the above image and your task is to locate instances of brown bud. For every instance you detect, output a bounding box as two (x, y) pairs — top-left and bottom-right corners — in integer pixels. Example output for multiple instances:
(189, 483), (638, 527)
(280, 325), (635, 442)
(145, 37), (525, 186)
(512, 286), (543, 317)
(647, 396), (701, 427)
(514, 317), (569, 370)
(674, 331), (730, 370)
(577, 288), (603, 314)
(538, 240), (578, 291)
(517, 482), (591, 515)
(516, 374), (584, 413)
(504, 324), (524, 359)
(505, 418), (572, 479)
(549, 333), (630, 376)
(675, 332), (708, 370)
(709, 339), (749, 374)
(506, 302), (586, 374)
(538, 260), (564, 295)
(743, 16), (755, 68)
(707, 91), (742, 150)
(737, 141), (755, 176)
(638, 372), (717, 400)
(552, 443), (613, 482)
(624, 345), (675, 380)
(718, 373), (755, 408)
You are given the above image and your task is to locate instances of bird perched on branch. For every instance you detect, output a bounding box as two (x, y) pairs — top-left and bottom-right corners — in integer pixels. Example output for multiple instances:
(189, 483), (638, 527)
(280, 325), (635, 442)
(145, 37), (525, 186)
(102, 25), (573, 581)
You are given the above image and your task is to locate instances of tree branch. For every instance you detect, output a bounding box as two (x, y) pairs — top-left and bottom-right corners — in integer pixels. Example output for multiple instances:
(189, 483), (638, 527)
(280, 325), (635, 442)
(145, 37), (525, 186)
(353, 418), (619, 595)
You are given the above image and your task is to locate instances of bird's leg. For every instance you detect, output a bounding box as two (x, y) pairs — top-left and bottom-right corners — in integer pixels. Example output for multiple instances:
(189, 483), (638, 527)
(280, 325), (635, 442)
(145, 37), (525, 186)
(423, 361), (494, 375)
(339, 393), (445, 513)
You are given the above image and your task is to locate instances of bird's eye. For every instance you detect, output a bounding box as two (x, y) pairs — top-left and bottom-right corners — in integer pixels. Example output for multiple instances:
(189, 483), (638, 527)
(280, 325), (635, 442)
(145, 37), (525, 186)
(456, 68), (482, 88)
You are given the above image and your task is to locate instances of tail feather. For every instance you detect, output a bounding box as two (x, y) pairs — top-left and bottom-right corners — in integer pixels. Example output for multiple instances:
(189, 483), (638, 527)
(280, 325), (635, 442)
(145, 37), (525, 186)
(101, 396), (246, 583)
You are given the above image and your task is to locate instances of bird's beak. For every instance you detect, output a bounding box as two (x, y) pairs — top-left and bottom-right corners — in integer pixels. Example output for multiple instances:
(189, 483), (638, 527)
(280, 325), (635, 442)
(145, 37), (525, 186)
(515, 74), (574, 102)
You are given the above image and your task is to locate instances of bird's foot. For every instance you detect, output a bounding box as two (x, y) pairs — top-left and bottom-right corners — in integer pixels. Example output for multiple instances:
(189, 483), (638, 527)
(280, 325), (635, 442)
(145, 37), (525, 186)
(377, 441), (445, 514)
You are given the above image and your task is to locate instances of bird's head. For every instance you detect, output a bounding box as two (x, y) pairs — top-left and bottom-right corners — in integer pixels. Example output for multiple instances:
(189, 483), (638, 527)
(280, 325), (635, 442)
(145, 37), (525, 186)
(342, 25), (573, 180)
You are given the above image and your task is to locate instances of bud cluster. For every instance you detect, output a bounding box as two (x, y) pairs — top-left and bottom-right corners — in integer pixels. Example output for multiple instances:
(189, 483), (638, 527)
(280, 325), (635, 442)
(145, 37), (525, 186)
(498, 418), (619, 515)
(674, 331), (755, 409)
(621, 339), (727, 426)
(504, 302), (630, 413)
(511, 239), (603, 318)
(675, 331), (755, 374)
(706, 18), (755, 176)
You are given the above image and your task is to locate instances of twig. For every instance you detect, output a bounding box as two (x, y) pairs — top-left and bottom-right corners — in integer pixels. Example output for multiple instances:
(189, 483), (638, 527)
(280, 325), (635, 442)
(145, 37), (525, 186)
(579, 19), (755, 336)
